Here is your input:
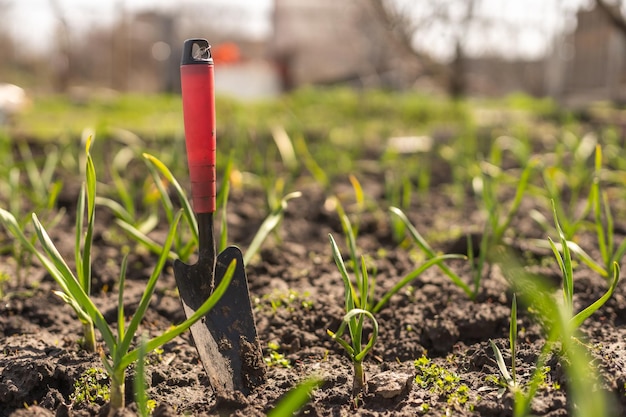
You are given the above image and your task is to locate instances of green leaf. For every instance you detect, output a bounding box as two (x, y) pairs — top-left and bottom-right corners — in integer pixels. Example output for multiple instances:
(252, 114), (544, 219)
(328, 308), (379, 362)
(271, 126), (298, 171)
(268, 376), (322, 417)
(509, 294), (517, 385)
(120, 256), (237, 369)
(348, 174), (365, 214)
(118, 211), (183, 358)
(390, 206), (472, 298)
(493, 159), (536, 243)
(142, 153), (198, 244)
(134, 337), (150, 417)
(26, 212), (116, 350)
(118, 255), (129, 343)
(336, 199), (361, 295)
(219, 169), (231, 253)
(75, 184), (85, 291)
(329, 234), (357, 313)
(95, 197), (135, 225)
(571, 263), (620, 329)
(33, 213), (79, 290)
(115, 219), (177, 260)
(372, 254), (465, 313)
(244, 192), (301, 265)
(550, 201), (574, 313)
(564, 241), (607, 277)
(489, 339), (514, 387)
(145, 159), (175, 223)
(83, 183), (96, 295)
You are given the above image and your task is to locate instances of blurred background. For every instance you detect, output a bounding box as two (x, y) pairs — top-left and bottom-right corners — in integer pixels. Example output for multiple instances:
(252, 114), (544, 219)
(2, 0), (626, 126)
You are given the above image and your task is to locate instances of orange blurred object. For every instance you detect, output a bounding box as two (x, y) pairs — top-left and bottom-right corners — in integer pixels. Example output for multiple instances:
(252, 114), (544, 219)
(211, 42), (241, 64)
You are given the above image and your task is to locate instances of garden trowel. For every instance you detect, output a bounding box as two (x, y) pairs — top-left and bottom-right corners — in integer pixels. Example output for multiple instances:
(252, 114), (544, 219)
(174, 38), (265, 400)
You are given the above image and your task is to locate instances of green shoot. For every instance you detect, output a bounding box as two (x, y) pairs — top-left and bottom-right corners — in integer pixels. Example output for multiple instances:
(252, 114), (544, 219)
(334, 200), (364, 301)
(327, 308), (378, 396)
(498, 250), (611, 417)
(348, 174), (365, 236)
(532, 146), (626, 282)
(590, 145), (626, 279)
(537, 132), (597, 240)
(328, 229), (461, 395)
(385, 170), (414, 243)
(1, 137), (98, 351)
(548, 200), (620, 329)
(271, 125), (298, 172)
(4, 142), (65, 284)
(519, 272), (610, 416)
(490, 311), (554, 417)
(489, 294), (517, 394)
(134, 336), (155, 417)
(471, 158), (536, 297)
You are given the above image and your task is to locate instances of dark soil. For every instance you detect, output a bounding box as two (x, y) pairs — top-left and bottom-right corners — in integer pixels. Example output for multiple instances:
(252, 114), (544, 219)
(2, 156), (626, 416)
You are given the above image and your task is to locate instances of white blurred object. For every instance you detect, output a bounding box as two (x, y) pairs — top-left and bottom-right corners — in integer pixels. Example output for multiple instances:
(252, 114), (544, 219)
(0, 83), (28, 125)
(387, 135), (433, 154)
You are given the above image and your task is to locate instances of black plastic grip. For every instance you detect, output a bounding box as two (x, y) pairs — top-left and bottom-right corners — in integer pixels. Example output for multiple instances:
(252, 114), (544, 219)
(181, 38), (213, 65)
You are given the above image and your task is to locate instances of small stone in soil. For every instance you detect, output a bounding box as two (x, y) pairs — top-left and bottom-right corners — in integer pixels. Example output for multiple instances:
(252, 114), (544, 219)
(368, 371), (414, 399)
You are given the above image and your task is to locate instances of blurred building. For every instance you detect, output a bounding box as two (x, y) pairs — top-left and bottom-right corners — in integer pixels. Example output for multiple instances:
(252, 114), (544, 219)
(549, 4), (626, 105)
(463, 57), (546, 97)
(9, 1), (626, 103)
(269, 0), (426, 91)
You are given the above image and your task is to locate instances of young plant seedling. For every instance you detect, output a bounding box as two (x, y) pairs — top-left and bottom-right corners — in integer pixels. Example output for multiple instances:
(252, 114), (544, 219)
(548, 200), (620, 329)
(511, 263), (611, 417)
(328, 224), (461, 396)
(587, 145), (626, 280)
(1, 136), (98, 351)
(470, 157), (537, 298)
(264, 342), (292, 369)
(327, 307), (378, 397)
(499, 242), (613, 417)
(134, 336), (156, 417)
(490, 294), (518, 395)
(489, 294), (555, 416)
(533, 145), (626, 282)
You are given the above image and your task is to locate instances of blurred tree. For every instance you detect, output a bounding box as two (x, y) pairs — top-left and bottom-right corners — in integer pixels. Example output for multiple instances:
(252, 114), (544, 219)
(366, 0), (476, 97)
(111, 0), (129, 91)
(595, 0), (626, 32)
(49, 0), (72, 92)
(0, 1), (16, 80)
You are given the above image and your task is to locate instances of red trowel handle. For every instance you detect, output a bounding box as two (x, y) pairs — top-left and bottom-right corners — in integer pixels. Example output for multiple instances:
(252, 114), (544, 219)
(180, 39), (216, 214)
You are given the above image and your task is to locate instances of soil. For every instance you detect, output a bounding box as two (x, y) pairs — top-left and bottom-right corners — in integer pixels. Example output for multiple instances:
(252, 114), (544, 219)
(2, 146), (626, 416)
